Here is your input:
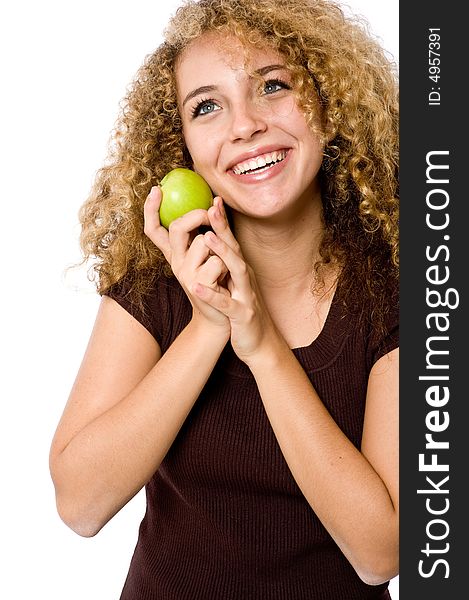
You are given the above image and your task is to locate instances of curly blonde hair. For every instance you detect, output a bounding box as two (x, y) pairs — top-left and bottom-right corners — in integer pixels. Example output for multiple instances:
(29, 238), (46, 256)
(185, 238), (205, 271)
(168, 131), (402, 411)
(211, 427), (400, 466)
(79, 0), (398, 325)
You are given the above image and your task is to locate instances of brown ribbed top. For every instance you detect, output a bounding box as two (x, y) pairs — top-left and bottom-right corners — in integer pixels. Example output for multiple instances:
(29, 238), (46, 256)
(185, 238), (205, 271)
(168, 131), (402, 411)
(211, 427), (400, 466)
(107, 274), (398, 600)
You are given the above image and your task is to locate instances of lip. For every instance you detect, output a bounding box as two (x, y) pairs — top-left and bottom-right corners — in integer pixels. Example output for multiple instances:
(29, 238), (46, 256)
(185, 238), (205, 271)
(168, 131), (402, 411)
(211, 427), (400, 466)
(226, 146), (292, 183)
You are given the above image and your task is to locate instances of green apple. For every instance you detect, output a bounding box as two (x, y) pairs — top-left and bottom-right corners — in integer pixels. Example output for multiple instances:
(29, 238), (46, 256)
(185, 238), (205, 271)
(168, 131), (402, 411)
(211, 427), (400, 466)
(159, 168), (213, 229)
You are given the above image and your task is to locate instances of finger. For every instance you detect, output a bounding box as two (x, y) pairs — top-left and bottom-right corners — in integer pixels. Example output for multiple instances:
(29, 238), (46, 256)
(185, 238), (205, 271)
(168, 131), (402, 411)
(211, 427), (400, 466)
(168, 208), (211, 264)
(183, 233), (211, 272)
(192, 281), (233, 314)
(203, 229), (251, 296)
(207, 197), (242, 255)
(197, 254), (228, 286)
(143, 186), (171, 261)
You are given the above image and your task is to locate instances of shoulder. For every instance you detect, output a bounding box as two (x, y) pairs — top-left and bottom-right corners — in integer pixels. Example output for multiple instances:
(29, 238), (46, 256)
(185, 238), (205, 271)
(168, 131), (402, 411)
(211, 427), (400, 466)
(335, 273), (398, 368)
(105, 271), (188, 344)
(367, 275), (399, 366)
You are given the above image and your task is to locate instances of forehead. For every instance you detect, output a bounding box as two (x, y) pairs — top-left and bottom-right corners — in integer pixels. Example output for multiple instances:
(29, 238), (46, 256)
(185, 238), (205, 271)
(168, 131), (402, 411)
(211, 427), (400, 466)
(175, 32), (284, 87)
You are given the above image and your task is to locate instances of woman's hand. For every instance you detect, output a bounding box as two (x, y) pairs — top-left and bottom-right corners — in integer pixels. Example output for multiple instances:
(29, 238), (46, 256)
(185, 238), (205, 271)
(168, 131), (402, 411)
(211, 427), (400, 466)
(143, 186), (230, 335)
(192, 197), (279, 363)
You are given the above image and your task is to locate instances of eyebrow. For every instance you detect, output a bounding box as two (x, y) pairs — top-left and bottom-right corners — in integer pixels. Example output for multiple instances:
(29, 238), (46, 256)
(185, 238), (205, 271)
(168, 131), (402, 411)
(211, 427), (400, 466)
(181, 63), (287, 107)
(182, 85), (217, 108)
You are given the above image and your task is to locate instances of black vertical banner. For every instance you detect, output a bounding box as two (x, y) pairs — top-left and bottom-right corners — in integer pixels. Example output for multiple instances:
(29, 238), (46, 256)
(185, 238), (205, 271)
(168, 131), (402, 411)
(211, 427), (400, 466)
(400, 2), (467, 598)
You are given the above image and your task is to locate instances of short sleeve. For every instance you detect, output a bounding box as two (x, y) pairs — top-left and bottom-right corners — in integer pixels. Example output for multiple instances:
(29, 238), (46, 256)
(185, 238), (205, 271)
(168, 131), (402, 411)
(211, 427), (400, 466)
(372, 315), (399, 364)
(105, 274), (169, 346)
(367, 287), (399, 367)
(105, 273), (191, 352)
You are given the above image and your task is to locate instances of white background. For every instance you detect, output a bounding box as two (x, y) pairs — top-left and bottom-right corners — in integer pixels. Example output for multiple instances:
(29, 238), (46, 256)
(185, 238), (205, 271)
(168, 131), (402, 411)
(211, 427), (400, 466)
(1, 1), (398, 598)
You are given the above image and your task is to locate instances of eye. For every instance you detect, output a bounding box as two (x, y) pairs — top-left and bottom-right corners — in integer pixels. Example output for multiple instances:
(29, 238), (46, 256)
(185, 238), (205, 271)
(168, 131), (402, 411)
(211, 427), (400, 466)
(263, 78), (291, 95)
(191, 98), (220, 118)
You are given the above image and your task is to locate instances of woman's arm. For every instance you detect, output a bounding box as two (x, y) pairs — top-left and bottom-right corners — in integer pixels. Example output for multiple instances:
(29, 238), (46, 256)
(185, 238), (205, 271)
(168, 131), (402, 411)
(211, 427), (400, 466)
(194, 199), (399, 585)
(50, 189), (231, 538)
(49, 296), (229, 538)
(247, 342), (399, 586)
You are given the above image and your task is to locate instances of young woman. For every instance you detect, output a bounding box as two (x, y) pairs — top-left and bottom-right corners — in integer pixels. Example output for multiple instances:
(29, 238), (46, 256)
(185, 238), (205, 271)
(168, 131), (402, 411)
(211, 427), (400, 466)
(50, 0), (399, 598)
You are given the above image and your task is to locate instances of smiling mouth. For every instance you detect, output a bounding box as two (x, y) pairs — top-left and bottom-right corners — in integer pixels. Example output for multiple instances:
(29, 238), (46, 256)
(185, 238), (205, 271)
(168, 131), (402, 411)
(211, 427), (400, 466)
(231, 149), (288, 175)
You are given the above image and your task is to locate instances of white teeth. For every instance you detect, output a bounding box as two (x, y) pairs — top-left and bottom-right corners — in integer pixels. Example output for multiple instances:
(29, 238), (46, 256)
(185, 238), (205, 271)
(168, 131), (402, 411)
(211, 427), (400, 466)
(256, 156), (266, 168)
(232, 150), (287, 175)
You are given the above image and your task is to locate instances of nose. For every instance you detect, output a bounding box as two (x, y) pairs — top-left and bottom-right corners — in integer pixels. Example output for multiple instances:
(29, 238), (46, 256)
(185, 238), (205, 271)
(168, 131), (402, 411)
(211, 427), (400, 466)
(229, 98), (267, 142)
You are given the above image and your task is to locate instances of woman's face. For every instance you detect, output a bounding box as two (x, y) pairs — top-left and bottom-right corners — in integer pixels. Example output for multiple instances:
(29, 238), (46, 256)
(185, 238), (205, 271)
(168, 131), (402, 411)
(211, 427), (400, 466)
(175, 33), (324, 223)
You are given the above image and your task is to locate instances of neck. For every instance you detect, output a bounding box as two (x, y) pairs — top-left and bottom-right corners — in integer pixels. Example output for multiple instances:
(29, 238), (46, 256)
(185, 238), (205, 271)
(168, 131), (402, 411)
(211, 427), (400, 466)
(231, 192), (325, 292)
